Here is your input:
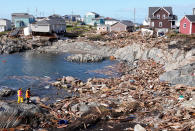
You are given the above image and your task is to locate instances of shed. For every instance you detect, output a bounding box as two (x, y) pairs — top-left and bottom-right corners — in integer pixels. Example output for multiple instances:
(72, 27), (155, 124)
(180, 15), (195, 35)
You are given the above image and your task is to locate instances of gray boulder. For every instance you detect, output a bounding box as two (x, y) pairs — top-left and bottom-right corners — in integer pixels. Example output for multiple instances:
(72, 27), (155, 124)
(160, 63), (195, 86)
(67, 54), (105, 63)
(0, 87), (15, 98)
(71, 103), (90, 116)
(0, 102), (41, 128)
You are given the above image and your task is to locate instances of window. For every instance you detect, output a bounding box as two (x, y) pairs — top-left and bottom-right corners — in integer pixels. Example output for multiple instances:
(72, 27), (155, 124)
(163, 14), (166, 19)
(151, 22), (154, 27)
(157, 14), (160, 19)
(183, 23), (186, 28)
(159, 22), (162, 27)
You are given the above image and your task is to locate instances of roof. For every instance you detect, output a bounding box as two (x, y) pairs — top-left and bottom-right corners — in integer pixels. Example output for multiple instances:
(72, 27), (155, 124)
(93, 16), (105, 20)
(148, 7), (173, 19)
(86, 12), (99, 16)
(36, 17), (46, 19)
(64, 15), (81, 17)
(0, 19), (10, 21)
(104, 17), (119, 21)
(12, 13), (34, 18)
(91, 12), (99, 15)
(33, 15), (66, 25)
(185, 15), (195, 22)
(111, 20), (133, 27)
(121, 20), (133, 26)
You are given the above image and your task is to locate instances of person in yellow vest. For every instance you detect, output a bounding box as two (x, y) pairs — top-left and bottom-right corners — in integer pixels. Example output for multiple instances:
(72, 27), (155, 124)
(17, 88), (23, 103)
(26, 88), (31, 104)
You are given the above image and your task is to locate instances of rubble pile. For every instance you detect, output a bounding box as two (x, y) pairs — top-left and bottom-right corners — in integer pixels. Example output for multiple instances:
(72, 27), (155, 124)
(82, 31), (173, 49)
(47, 60), (195, 130)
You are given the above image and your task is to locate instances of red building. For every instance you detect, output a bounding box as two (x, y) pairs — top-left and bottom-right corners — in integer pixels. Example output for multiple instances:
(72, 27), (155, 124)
(180, 15), (195, 35)
(148, 7), (177, 33)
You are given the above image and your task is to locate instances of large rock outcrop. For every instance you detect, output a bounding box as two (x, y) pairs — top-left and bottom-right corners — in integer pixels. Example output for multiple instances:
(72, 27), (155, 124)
(0, 102), (41, 128)
(113, 42), (195, 86)
(0, 36), (52, 54)
(67, 54), (105, 62)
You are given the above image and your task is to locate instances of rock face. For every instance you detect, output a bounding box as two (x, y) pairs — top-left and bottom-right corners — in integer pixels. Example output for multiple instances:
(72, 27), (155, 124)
(0, 102), (41, 128)
(114, 43), (195, 71)
(37, 41), (117, 57)
(113, 42), (195, 86)
(160, 63), (195, 86)
(0, 36), (52, 54)
(0, 87), (15, 98)
(67, 54), (105, 63)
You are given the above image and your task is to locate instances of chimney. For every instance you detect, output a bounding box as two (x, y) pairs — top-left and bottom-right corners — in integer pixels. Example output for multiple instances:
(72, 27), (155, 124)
(193, 8), (195, 15)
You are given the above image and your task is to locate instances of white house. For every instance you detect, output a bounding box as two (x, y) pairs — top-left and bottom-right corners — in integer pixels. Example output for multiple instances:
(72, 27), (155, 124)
(0, 19), (11, 32)
(143, 19), (149, 26)
(31, 15), (66, 34)
(104, 17), (119, 25)
(97, 25), (109, 34)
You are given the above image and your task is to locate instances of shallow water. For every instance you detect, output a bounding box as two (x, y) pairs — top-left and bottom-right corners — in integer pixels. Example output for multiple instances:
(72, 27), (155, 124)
(0, 52), (117, 103)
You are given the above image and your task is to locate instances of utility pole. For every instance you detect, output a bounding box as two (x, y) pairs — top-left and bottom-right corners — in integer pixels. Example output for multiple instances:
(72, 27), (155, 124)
(27, 8), (29, 13)
(35, 8), (38, 17)
(134, 8), (136, 23)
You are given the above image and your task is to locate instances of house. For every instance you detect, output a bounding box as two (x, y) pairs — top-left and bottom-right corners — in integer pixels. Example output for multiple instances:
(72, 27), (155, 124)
(64, 15), (81, 22)
(0, 19), (11, 32)
(143, 19), (149, 26)
(147, 7), (177, 33)
(193, 8), (195, 15)
(92, 16), (105, 26)
(180, 15), (195, 35)
(84, 12), (104, 26)
(36, 17), (46, 22)
(104, 17), (119, 25)
(31, 15), (66, 35)
(97, 25), (109, 34)
(110, 20), (134, 32)
(12, 13), (35, 28)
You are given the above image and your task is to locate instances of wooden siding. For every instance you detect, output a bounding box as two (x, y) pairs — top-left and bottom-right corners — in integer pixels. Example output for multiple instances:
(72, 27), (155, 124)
(110, 22), (127, 32)
(180, 17), (191, 35)
(150, 8), (172, 29)
(192, 23), (195, 34)
(31, 24), (51, 33)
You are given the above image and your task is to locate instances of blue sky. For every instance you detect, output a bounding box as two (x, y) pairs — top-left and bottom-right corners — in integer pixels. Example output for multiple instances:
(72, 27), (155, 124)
(0, 0), (195, 23)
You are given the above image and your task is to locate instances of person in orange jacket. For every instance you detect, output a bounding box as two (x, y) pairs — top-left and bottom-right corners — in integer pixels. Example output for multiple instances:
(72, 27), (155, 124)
(17, 88), (23, 103)
(26, 88), (31, 104)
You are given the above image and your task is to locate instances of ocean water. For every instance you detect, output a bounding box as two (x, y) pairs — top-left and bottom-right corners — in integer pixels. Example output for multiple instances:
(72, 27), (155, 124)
(0, 52), (117, 102)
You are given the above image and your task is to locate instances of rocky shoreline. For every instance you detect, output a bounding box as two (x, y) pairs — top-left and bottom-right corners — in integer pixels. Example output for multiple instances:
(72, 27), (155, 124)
(1, 32), (195, 130)
(0, 35), (52, 54)
(35, 37), (195, 86)
(47, 60), (195, 130)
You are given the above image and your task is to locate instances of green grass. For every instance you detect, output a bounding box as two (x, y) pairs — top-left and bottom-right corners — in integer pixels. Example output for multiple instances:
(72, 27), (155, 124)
(66, 24), (94, 37)
(167, 31), (195, 39)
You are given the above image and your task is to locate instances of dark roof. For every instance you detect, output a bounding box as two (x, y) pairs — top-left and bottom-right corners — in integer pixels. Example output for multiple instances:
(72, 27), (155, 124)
(148, 7), (173, 19)
(91, 12), (99, 15)
(186, 15), (195, 22)
(0, 19), (10, 21)
(36, 17), (46, 19)
(111, 20), (133, 27)
(34, 16), (66, 25)
(121, 20), (133, 26)
(64, 15), (81, 17)
(93, 16), (104, 20)
(11, 13), (34, 18)
(104, 17), (119, 21)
